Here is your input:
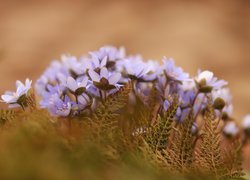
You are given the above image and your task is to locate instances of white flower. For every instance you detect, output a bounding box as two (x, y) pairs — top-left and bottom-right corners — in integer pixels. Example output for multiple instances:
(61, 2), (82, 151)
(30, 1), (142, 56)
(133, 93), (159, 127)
(242, 115), (250, 129)
(122, 56), (151, 81)
(195, 70), (228, 92)
(223, 121), (239, 137)
(181, 80), (196, 91)
(88, 67), (121, 90)
(143, 60), (161, 81)
(212, 88), (232, 103)
(222, 104), (233, 117)
(1, 79), (32, 108)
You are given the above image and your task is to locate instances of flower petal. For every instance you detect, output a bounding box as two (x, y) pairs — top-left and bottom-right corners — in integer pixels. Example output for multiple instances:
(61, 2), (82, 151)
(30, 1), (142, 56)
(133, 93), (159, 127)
(16, 86), (26, 96)
(88, 69), (100, 82)
(67, 77), (78, 91)
(1, 94), (16, 103)
(109, 73), (121, 85)
(25, 78), (32, 89)
(100, 67), (109, 79)
(100, 56), (107, 67)
(16, 80), (23, 89)
(80, 76), (89, 87)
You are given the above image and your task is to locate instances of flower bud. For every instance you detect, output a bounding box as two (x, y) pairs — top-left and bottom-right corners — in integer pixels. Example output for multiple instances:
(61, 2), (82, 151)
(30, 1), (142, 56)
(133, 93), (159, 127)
(213, 97), (225, 110)
(197, 79), (213, 93)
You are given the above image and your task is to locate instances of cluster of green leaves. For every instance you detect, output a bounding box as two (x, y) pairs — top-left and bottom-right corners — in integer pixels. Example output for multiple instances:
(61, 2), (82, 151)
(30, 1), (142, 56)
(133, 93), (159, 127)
(0, 87), (247, 179)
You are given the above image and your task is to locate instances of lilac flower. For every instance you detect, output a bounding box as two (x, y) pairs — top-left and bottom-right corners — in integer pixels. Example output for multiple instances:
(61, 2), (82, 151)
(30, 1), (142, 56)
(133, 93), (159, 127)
(161, 57), (190, 83)
(35, 60), (68, 95)
(179, 89), (196, 107)
(156, 75), (180, 100)
(1, 78), (32, 108)
(88, 67), (121, 90)
(83, 56), (107, 72)
(122, 56), (149, 80)
(39, 84), (65, 108)
(47, 95), (72, 117)
(223, 121), (239, 137)
(61, 55), (85, 75)
(89, 46), (125, 68)
(143, 60), (161, 81)
(195, 70), (228, 92)
(66, 76), (89, 95)
(116, 56), (159, 83)
(72, 93), (91, 111)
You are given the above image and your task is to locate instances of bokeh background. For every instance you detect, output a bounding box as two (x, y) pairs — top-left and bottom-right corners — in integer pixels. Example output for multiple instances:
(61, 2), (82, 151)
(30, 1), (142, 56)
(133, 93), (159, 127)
(0, 0), (250, 169)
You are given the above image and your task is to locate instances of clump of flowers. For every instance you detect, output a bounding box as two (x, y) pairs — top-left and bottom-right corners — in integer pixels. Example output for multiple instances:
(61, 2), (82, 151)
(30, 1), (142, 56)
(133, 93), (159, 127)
(0, 46), (249, 179)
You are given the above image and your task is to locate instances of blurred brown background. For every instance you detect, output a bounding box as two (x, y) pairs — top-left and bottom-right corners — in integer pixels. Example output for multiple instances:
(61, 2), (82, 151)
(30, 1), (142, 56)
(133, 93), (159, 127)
(0, 0), (250, 168)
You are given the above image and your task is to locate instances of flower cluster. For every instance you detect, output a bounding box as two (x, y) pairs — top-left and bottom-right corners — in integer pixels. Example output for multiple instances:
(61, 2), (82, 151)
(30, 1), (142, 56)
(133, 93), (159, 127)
(34, 46), (126, 117)
(1, 46), (249, 140)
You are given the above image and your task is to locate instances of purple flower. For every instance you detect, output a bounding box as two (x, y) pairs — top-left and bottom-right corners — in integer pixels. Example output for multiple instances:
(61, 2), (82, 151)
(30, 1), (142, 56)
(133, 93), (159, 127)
(161, 57), (190, 83)
(195, 70), (228, 92)
(83, 56), (107, 72)
(143, 60), (161, 81)
(61, 55), (85, 75)
(35, 60), (68, 95)
(39, 85), (65, 108)
(121, 56), (152, 81)
(89, 46), (125, 68)
(1, 78), (32, 108)
(88, 67), (121, 90)
(179, 89), (196, 107)
(72, 93), (91, 111)
(48, 95), (72, 117)
(66, 76), (89, 95)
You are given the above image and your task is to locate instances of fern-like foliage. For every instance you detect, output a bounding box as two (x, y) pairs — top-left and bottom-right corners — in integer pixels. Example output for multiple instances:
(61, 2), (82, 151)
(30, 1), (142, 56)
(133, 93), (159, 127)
(163, 109), (195, 173)
(0, 109), (16, 125)
(195, 97), (222, 178)
(145, 95), (179, 152)
(92, 84), (131, 137)
(222, 141), (245, 179)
